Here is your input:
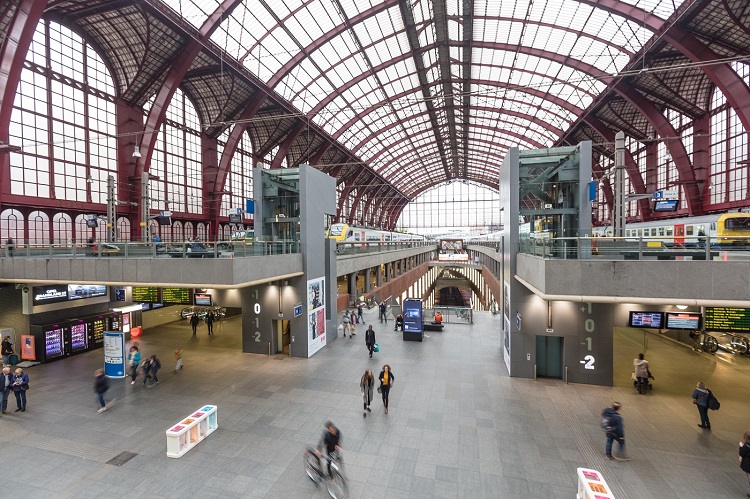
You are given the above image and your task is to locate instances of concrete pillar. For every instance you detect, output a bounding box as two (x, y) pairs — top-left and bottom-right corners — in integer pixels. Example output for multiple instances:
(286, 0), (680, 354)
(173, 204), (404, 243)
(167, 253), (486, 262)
(348, 272), (357, 298)
(385, 263), (391, 281)
(365, 268), (371, 292)
(377, 266), (383, 287)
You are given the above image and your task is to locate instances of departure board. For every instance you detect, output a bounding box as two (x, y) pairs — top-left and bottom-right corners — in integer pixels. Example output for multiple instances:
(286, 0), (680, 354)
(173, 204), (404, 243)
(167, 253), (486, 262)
(162, 287), (192, 304)
(705, 307), (750, 332)
(132, 287), (160, 303)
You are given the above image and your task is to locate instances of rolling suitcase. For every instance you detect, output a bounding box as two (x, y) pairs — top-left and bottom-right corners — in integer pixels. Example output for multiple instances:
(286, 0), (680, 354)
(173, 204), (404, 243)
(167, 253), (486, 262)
(8, 353), (19, 365)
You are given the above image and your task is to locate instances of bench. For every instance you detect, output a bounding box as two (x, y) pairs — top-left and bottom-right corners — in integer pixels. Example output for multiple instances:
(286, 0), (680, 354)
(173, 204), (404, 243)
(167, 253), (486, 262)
(424, 322), (444, 332)
(165, 405), (218, 458)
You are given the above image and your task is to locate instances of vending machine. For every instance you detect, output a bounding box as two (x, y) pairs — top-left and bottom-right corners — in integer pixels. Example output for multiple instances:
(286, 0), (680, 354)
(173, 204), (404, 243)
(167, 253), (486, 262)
(91, 316), (106, 348)
(42, 325), (68, 361)
(69, 322), (89, 354)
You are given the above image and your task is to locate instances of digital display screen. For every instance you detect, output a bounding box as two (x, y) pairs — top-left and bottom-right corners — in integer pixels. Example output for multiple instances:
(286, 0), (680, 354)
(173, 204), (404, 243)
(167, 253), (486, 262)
(92, 318), (105, 344)
(67, 284), (107, 300)
(653, 200), (679, 212)
(132, 287), (160, 303)
(705, 307), (750, 332)
(45, 328), (65, 359)
(162, 287), (192, 304)
(402, 299), (423, 333)
(194, 293), (212, 306)
(666, 312), (702, 330)
(628, 312), (663, 329)
(33, 285), (68, 305)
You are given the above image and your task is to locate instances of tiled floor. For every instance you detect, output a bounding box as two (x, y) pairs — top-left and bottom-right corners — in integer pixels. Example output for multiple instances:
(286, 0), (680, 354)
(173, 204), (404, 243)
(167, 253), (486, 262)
(1, 307), (749, 498)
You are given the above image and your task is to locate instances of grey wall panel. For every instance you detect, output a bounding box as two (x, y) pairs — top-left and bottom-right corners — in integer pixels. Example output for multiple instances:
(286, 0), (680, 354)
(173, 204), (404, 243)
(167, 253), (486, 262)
(335, 246), (436, 276)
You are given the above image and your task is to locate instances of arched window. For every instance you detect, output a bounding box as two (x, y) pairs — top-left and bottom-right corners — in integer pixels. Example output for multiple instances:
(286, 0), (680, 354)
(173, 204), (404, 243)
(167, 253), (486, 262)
(28, 211), (50, 245)
(75, 214), (93, 243)
(172, 220), (183, 242)
(196, 223), (206, 241)
(117, 217), (131, 242)
(1, 209), (24, 243)
(184, 221), (194, 240)
(147, 88), (202, 215)
(53, 213), (72, 245)
(8, 21), (117, 205)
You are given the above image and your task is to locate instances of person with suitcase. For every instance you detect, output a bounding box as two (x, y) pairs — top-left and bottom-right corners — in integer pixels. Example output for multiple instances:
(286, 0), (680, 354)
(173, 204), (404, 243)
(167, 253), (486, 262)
(1, 335), (13, 366)
(365, 326), (376, 359)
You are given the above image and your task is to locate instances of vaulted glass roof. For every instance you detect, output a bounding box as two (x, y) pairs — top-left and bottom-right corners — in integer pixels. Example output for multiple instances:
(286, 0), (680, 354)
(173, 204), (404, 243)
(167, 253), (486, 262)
(162, 0), (685, 196)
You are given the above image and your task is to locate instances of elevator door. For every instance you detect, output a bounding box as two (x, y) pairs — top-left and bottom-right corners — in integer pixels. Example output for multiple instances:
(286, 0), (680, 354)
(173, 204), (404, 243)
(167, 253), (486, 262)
(536, 336), (564, 378)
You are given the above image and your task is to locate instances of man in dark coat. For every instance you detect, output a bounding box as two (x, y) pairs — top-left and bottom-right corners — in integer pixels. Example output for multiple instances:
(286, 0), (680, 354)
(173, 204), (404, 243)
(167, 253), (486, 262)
(94, 369), (109, 413)
(602, 402), (630, 460)
(365, 326), (376, 358)
(205, 311), (215, 335)
(190, 313), (200, 336)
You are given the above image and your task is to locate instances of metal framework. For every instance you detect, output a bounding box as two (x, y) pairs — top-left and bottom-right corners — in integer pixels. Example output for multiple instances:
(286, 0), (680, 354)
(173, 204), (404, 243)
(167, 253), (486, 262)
(1, 0), (749, 237)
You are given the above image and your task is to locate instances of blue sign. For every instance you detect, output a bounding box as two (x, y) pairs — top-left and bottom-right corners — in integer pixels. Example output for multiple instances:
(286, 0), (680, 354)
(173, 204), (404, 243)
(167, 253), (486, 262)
(294, 304), (303, 317)
(245, 199), (255, 214)
(653, 199), (679, 212)
(403, 299), (423, 333)
(516, 313), (521, 332)
(115, 289), (126, 301)
(103, 332), (126, 378)
(588, 181), (597, 202)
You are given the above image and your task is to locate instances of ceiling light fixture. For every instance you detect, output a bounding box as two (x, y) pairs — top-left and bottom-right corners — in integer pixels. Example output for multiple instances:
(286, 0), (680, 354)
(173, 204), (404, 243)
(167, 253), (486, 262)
(132, 145), (142, 158)
(675, 304), (688, 310)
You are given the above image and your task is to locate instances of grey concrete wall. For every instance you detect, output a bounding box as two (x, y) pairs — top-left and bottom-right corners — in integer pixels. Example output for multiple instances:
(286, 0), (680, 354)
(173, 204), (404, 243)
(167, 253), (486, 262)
(0, 254), (303, 288)
(336, 246), (437, 276)
(517, 254), (750, 302)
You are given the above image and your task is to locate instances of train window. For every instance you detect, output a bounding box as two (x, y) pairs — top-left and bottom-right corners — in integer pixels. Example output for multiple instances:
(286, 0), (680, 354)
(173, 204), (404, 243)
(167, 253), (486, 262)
(666, 227), (673, 236)
(686, 226), (694, 236)
(658, 227), (665, 236)
(698, 225), (705, 234)
(626, 230), (631, 237)
(635, 229), (641, 237)
(725, 217), (750, 230)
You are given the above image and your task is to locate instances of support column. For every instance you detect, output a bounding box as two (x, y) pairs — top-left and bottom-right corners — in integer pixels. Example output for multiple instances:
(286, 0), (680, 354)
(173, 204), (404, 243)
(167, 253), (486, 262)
(613, 131), (626, 237)
(376, 266), (383, 287)
(364, 268), (372, 292)
(385, 263), (392, 282)
(348, 272), (357, 299)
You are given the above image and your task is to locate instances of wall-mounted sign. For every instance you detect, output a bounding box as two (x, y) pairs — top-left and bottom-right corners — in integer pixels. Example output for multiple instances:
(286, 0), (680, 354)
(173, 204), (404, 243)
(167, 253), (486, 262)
(33, 284), (69, 305)
(132, 287), (160, 303)
(115, 289), (126, 301)
(705, 307), (750, 332)
(194, 293), (212, 306)
(67, 284), (107, 301)
(162, 287), (192, 304)
(294, 304), (303, 317)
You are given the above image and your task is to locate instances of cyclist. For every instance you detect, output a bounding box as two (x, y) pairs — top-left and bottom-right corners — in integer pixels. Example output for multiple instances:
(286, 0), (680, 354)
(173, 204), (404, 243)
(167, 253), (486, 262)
(316, 421), (342, 479)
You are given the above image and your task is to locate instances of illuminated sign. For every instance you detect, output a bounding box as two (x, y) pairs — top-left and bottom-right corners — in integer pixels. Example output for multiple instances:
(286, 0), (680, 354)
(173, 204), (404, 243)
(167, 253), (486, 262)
(705, 307), (750, 332)
(162, 287), (192, 304)
(33, 285), (68, 305)
(132, 287), (160, 303)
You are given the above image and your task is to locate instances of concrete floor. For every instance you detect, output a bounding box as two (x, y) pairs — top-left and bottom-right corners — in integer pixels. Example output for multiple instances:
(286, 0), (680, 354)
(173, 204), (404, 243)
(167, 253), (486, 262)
(1, 307), (748, 498)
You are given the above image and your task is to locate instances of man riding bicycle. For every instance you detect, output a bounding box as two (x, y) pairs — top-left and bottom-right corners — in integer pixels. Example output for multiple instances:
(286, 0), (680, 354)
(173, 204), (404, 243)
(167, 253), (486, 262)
(316, 421), (342, 478)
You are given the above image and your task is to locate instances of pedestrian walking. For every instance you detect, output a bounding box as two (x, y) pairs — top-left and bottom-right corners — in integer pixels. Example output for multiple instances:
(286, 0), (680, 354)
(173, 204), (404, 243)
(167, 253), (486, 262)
(740, 430), (750, 498)
(379, 301), (386, 323)
(174, 344), (184, 372)
(692, 381), (712, 430)
(601, 402), (630, 460)
(127, 345), (140, 385)
(633, 353), (649, 394)
(94, 368), (110, 413)
(6, 237), (14, 257)
(349, 313), (357, 338)
(360, 369), (374, 417)
(1, 366), (12, 414)
(190, 313), (200, 336)
(146, 355), (161, 386)
(689, 330), (702, 351)
(1, 335), (13, 365)
(342, 312), (351, 338)
(11, 367), (29, 412)
(378, 364), (395, 414)
(357, 302), (365, 324)
(365, 325), (376, 358)
(206, 310), (215, 335)
(141, 356), (152, 385)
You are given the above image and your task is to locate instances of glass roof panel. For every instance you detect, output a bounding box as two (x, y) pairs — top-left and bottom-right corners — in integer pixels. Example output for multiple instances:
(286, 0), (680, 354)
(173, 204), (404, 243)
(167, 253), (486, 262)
(162, 0), (221, 28)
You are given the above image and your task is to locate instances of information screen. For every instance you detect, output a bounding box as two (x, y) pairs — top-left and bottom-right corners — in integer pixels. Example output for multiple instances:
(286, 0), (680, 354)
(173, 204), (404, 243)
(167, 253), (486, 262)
(162, 287), (192, 304)
(705, 307), (750, 332)
(33, 284), (69, 305)
(194, 293), (212, 306)
(132, 287), (160, 303)
(628, 311), (663, 329)
(665, 312), (702, 330)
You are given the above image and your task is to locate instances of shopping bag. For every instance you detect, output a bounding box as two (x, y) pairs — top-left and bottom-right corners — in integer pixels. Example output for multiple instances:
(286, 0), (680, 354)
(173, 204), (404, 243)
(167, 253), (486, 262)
(374, 343), (380, 352)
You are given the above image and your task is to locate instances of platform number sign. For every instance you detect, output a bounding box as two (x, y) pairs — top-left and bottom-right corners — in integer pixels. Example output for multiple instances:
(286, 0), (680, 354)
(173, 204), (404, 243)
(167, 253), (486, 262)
(252, 289), (261, 342)
(580, 302), (595, 370)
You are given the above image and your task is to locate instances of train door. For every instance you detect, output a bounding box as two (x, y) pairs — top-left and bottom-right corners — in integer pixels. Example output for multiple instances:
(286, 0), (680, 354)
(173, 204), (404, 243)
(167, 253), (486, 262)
(674, 224), (685, 247)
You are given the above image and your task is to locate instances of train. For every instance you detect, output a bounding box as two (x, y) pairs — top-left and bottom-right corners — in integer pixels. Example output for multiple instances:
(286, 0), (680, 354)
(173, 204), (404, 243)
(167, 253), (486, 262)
(326, 223), (426, 243)
(591, 213), (750, 247)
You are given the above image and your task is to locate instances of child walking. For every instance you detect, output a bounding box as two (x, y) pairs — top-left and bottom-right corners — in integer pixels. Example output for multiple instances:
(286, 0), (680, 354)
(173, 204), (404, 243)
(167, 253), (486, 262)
(174, 344), (184, 372)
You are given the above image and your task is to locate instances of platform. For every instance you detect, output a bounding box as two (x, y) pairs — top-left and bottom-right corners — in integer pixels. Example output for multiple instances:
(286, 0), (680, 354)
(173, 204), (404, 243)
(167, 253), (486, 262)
(0, 309), (748, 498)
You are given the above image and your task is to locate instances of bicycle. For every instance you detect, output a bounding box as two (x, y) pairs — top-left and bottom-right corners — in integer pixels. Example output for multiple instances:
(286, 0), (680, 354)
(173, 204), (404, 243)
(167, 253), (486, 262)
(303, 447), (348, 499)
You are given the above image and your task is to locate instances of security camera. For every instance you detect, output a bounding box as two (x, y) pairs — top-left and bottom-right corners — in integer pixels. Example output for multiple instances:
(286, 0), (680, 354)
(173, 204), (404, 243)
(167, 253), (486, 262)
(23, 286), (29, 293)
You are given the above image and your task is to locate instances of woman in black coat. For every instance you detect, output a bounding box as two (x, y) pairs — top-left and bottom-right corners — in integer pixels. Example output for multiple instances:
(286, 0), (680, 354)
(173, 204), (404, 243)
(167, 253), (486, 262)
(740, 430), (750, 497)
(360, 369), (374, 417)
(378, 365), (395, 414)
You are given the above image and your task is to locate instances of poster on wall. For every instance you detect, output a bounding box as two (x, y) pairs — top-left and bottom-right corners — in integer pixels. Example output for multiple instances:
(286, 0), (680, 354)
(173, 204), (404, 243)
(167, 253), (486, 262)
(20, 334), (35, 361)
(307, 277), (326, 357)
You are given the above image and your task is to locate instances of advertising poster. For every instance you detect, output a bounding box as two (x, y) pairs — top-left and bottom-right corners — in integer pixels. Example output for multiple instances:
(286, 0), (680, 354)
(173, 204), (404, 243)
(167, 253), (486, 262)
(307, 277), (326, 357)
(67, 284), (107, 300)
(503, 280), (511, 374)
(20, 334), (36, 361)
(103, 331), (126, 378)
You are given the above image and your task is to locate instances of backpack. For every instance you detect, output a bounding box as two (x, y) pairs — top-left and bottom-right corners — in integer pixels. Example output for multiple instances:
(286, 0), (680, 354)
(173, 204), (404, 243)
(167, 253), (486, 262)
(600, 415), (614, 433)
(707, 391), (720, 411)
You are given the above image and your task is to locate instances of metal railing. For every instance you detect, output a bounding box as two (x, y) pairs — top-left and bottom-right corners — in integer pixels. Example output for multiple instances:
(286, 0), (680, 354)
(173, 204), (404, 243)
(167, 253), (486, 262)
(1, 238), (301, 259)
(335, 240), (434, 256)
(518, 235), (750, 261)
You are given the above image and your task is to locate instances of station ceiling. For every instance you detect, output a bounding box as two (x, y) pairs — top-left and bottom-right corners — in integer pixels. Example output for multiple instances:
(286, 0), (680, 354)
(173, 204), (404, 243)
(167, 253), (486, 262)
(9, 0), (750, 221)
